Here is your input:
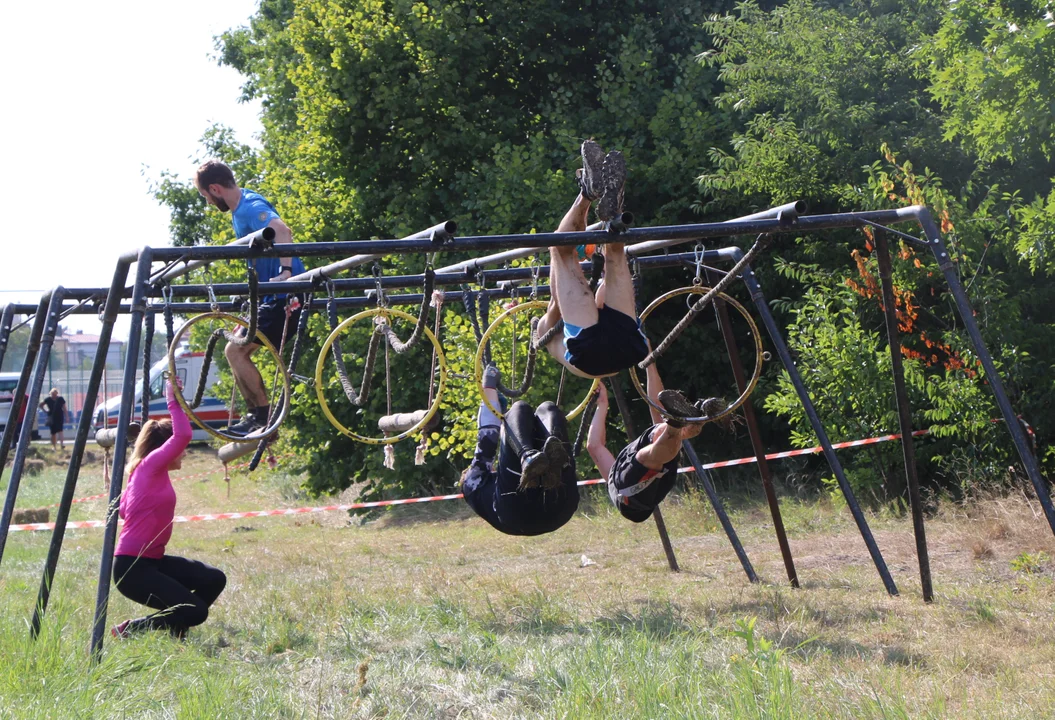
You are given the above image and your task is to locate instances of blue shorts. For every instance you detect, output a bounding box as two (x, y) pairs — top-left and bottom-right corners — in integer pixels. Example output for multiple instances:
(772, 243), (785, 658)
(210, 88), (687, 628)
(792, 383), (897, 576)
(562, 305), (648, 377)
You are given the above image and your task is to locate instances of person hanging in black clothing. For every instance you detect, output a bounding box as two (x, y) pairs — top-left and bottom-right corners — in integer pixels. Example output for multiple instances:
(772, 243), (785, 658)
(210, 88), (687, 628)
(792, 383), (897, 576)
(460, 365), (580, 536)
(585, 361), (725, 523)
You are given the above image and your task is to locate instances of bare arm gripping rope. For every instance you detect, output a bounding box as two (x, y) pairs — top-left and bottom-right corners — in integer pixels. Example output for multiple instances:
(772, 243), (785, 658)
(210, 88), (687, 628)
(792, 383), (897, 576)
(376, 267), (436, 354)
(638, 234), (771, 369)
(328, 286), (384, 407)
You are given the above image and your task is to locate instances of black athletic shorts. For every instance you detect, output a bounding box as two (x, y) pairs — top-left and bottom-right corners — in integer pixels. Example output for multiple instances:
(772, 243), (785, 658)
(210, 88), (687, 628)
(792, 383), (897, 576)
(608, 424), (679, 523)
(564, 304), (648, 377)
(238, 300), (300, 350)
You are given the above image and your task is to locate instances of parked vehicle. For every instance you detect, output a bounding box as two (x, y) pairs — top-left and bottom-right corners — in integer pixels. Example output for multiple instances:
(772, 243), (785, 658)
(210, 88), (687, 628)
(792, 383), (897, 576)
(0, 372), (42, 440)
(93, 344), (234, 442)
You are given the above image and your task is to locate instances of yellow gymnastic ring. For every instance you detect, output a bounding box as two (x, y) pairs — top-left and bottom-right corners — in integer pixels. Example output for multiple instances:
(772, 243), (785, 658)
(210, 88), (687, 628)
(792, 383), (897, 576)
(169, 312), (291, 444)
(473, 299), (599, 421)
(630, 286), (764, 425)
(315, 306), (448, 445)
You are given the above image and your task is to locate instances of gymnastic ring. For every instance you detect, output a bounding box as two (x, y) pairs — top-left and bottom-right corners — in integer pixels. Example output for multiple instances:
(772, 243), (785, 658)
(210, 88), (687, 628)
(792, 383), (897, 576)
(316, 306), (448, 445)
(169, 312), (291, 444)
(474, 299), (599, 421)
(630, 286), (763, 426)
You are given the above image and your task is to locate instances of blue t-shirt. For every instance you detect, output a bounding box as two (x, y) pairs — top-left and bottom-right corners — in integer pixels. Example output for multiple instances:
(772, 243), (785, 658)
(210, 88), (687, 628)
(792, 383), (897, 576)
(231, 189), (306, 303)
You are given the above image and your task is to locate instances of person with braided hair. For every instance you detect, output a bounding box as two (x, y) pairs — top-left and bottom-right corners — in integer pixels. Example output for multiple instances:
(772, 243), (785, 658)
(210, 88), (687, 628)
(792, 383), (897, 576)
(586, 360), (725, 523)
(460, 365), (580, 536)
(534, 139), (648, 379)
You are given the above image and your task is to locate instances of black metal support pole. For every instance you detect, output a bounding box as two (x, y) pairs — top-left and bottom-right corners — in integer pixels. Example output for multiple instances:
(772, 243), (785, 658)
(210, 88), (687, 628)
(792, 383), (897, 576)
(916, 209), (1055, 537)
(873, 232), (933, 602)
(605, 376), (680, 572)
(0, 307), (44, 494)
(90, 250), (152, 661)
(31, 257), (133, 636)
(0, 290), (65, 567)
(0, 305), (15, 371)
(740, 261), (899, 596)
(706, 268), (799, 587)
(681, 439), (759, 583)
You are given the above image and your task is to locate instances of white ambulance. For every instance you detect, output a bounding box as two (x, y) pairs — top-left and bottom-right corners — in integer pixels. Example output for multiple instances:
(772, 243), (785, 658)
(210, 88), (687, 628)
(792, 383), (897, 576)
(93, 343), (233, 442)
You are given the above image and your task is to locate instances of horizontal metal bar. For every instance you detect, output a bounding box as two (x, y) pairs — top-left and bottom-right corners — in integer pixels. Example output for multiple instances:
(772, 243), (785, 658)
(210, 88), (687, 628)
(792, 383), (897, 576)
(287, 221), (457, 282)
(146, 208), (922, 262)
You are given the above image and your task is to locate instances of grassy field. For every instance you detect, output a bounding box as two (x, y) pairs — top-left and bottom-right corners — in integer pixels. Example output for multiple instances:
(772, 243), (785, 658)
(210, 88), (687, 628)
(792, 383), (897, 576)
(2, 445), (1055, 719)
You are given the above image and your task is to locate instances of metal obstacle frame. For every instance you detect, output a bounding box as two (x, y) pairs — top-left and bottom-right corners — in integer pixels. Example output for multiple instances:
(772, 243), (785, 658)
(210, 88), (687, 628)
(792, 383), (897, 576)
(0, 202), (1047, 659)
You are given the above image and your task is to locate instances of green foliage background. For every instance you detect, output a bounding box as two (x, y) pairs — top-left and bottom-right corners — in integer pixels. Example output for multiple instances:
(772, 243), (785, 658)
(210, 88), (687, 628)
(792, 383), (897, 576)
(153, 0), (1055, 504)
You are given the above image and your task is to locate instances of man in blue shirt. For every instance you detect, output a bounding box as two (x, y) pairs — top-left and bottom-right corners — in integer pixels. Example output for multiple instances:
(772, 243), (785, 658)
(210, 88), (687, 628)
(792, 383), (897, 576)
(195, 160), (306, 436)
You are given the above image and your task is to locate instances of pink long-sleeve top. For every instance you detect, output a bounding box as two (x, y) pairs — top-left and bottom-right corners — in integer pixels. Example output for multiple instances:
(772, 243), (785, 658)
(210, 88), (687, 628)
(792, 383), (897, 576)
(114, 389), (191, 559)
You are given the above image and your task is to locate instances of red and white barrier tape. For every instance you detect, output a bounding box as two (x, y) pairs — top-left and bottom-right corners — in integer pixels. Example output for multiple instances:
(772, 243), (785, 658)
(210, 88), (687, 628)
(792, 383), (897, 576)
(10, 429), (928, 534)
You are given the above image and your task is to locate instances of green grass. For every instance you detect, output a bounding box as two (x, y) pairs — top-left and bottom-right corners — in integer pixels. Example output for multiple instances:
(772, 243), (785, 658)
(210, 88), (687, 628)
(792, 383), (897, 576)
(2, 448), (1055, 718)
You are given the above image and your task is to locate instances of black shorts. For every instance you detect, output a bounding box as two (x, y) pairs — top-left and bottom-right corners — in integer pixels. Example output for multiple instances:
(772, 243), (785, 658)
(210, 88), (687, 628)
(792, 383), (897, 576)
(608, 425), (679, 523)
(239, 300), (300, 350)
(49, 420), (64, 435)
(564, 304), (648, 377)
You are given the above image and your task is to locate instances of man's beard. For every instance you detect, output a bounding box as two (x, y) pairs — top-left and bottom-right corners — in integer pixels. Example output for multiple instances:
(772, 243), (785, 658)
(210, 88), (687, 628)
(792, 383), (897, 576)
(213, 196), (230, 212)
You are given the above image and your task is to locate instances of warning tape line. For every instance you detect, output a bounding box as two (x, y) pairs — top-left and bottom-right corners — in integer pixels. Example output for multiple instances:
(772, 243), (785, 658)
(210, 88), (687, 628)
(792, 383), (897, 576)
(10, 429), (927, 534)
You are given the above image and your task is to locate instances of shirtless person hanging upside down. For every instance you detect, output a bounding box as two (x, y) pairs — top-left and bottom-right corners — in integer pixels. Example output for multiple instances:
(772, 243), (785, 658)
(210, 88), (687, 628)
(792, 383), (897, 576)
(534, 140), (649, 379)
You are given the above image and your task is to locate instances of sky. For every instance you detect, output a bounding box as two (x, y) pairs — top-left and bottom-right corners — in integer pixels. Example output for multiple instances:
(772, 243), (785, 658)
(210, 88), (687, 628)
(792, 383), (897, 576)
(0, 1), (264, 338)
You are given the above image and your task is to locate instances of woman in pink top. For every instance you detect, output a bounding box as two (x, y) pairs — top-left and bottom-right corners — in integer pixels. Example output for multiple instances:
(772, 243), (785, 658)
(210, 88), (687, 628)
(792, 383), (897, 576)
(111, 378), (226, 639)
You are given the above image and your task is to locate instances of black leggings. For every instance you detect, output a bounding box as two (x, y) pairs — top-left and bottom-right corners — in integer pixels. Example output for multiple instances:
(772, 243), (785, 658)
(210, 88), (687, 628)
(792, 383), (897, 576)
(113, 554), (226, 637)
(500, 400), (569, 464)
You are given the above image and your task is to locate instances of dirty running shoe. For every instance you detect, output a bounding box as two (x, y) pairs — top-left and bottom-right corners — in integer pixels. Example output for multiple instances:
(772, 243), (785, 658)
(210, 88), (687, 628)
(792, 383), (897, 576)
(542, 434), (570, 471)
(226, 410), (265, 438)
(577, 139), (606, 201)
(518, 450), (551, 490)
(597, 150), (627, 221)
(657, 389), (700, 426)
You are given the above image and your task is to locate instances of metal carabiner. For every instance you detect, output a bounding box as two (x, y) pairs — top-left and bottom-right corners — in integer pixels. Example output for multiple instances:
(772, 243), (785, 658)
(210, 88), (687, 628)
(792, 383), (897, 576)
(693, 242), (705, 286)
(203, 272), (220, 313)
(530, 255), (541, 300)
(371, 263), (387, 307)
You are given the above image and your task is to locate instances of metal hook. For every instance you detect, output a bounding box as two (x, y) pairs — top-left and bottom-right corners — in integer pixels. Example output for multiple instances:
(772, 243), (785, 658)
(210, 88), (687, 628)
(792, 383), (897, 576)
(693, 242), (705, 286)
(204, 273), (219, 313)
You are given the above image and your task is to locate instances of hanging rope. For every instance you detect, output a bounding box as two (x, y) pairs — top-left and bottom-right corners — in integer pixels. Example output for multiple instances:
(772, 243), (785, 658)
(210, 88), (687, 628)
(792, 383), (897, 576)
(638, 234), (771, 369)
(162, 286), (175, 348)
(285, 292), (314, 380)
(572, 387), (600, 457)
(190, 329), (224, 409)
(224, 268), (259, 347)
(416, 290), (445, 465)
(377, 267), (436, 354)
(328, 283), (385, 407)
(141, 311), (155, 425)
(494, 316), (540, 399)
(249, 296), (298, 472)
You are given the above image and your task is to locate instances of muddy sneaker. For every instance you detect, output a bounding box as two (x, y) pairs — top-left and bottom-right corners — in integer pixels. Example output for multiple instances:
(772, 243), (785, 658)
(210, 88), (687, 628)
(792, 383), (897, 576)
(578, 139), (606, 201)
(596, 150), (627, 221)
(542, 434), (570, 471)
(697, 397), (732, 427)
(518, 450), (551, 490)
(111, 620), (132, 639)
(658, 389), (700, 426)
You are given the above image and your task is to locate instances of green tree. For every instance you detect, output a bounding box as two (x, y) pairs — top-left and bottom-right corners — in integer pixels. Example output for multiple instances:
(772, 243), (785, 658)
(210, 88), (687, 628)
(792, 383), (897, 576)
(157, 0), (731, 498)
(926, 0), (1055, 272)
